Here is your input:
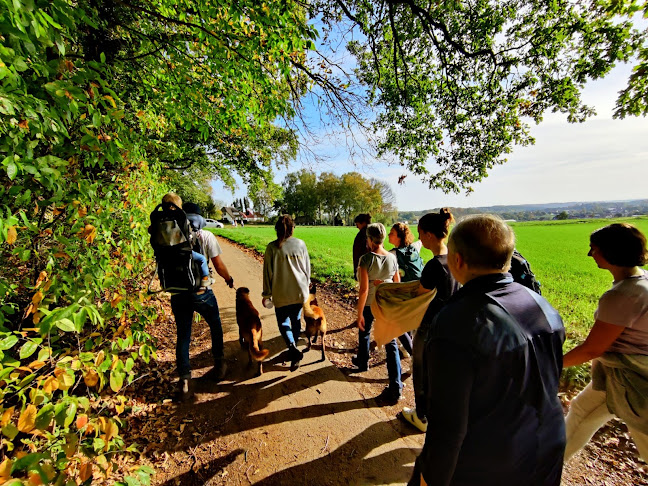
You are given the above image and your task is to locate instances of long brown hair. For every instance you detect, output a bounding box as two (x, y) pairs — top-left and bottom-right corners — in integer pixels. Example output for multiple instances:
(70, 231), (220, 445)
(418, 208), (454, 239)
(275, 214), (295, 248)
(390, 222), (415, 247)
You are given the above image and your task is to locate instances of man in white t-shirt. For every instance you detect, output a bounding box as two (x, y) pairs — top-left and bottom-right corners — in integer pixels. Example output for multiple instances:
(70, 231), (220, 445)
(171, 201), (234, 401)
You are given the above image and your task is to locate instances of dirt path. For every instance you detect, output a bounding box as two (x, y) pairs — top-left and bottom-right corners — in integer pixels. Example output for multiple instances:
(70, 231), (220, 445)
(130, 237), (648, 486)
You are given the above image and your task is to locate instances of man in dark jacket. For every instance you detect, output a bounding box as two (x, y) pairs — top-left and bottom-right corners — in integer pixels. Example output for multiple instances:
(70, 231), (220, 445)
(411, 214), (565, 486)
(352, 213), (371, 280)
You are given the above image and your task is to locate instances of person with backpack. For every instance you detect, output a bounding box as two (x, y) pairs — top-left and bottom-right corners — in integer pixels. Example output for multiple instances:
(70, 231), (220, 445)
(388, 222), (424, 356)
(399, 208), (461, 432)
(151, 194), (234, 401)
(262, 214), (311, 370)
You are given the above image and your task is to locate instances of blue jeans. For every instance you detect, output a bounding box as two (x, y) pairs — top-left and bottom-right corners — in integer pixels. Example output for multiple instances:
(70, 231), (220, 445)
(170, 289), (224, 379)
(275, 303), (303, 348)
(358, 306), (402, 392)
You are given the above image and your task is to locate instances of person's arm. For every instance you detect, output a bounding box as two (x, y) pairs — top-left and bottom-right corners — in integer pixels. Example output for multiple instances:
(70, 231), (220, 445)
(262, 245), (273, 299)
(563, 320), (625, 368)
(211, 255), (234, 288)
(393, 269), (401, 283)
(419, 339), (473, 486)
(416, 283), (433, 296)
(357, 266), (369, 331)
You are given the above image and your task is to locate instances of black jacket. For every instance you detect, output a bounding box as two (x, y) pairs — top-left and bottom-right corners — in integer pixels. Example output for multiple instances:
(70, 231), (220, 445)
(414, 273), (565, 486)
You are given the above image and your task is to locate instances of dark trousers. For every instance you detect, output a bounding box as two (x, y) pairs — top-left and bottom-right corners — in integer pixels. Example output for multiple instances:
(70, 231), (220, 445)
(412, 325), (428, 419)
(170, 289), (224, 379)
(357, 306), (402, 392)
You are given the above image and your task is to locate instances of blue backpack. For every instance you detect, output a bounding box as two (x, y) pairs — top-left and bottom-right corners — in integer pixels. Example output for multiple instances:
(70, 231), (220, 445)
(394, 246), (424, 282)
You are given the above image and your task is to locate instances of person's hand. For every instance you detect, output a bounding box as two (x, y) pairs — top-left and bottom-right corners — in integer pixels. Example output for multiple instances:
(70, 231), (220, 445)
(357, 315), (365, 331)
(373, 279), (383, 286)
(226, 276), (234, 288)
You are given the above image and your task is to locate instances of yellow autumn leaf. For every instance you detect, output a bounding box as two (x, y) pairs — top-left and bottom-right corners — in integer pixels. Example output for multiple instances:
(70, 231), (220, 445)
(28, 471), (43, 485)
(42, 376), (59, 394)
(95, 350), (105, 366)
(32, 291), (43, 306)
(83, 369), (98, 387)
(0, 407), (14, 426)
(17, 404), (37, 433)
(0, 457), (12, 481)
(79, 462), (92, 482)
(6, 226), (17, 245)
(29, 360), (46, 369)
(34, 271), (48, 288)
(110, 293), (123, 308)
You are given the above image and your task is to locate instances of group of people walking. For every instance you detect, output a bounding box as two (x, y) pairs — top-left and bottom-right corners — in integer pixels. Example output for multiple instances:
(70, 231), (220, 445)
(158, 193), (648, 485)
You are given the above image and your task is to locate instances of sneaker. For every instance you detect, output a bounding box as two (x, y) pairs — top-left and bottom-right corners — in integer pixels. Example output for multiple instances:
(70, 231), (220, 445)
(200, 276), (210, 289)
(400, 407), (428, 432)
(203, 360), (228, 382)
(175, 377), (194, 402)
(375, 387), (402, 405)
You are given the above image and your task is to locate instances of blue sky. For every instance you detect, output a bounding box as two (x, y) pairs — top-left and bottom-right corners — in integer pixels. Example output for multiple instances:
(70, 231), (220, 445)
(212, 44), (648, 212)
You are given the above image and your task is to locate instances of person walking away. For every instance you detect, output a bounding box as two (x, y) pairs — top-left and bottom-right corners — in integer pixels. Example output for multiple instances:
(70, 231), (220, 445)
(164, 197), (235, 401)
(399, 208), (460, 432)
(262, 214), (311, 370)
(354, 223), (403, 404)
(388, 222), (425, 357)
(353, 213), (372, 280)
(563, 223), (648, 462)
(411, 214), (565, 486)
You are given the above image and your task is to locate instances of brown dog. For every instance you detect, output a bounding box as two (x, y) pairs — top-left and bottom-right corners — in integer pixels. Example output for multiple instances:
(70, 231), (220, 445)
(235, 287), (270, 375)
(303, 283), (327, 362)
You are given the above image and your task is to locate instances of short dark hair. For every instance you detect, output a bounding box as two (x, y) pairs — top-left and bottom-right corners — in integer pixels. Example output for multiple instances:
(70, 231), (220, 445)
(418, 208), (454, 239)
(354, 213), (372, 225)
(449, 214), (515, 271)
(590, 223), (648, 267)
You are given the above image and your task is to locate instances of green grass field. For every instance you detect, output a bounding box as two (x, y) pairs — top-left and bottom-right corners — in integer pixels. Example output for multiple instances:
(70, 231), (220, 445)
(213, 216), (648, 376)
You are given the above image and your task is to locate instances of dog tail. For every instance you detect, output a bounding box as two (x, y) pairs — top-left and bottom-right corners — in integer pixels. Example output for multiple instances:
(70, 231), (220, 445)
(250, 329), (270, 361)
(302, 294), (318, 319)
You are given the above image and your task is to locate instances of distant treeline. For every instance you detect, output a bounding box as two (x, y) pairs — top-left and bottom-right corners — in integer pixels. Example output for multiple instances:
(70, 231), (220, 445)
(399, 200), (648, 223)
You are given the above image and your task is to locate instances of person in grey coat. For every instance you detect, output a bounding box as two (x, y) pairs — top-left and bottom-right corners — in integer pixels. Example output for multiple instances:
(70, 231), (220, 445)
(262, 214), (311, 370)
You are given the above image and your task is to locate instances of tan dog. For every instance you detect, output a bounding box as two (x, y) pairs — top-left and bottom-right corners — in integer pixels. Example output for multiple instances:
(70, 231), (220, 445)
(303, 283), (327, 362)
(235, 287), (270, 375)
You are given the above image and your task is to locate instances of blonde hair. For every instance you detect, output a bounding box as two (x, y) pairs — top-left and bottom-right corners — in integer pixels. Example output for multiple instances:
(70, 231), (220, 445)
(366, 223), (387, 246)
(449, 214), (515, 271)
(162, 192), (182, 208)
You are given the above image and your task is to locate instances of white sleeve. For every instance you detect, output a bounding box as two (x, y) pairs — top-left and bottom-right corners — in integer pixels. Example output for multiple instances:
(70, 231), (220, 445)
(199, 231), (222, 260)
(413, 240), (423, 252)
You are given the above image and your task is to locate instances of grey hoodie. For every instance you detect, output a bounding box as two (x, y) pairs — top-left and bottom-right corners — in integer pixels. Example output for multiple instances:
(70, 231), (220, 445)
(262, 237), (311, 308)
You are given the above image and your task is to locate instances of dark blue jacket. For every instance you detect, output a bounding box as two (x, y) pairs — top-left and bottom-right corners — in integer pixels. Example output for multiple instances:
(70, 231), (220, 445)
(414, 273), (565, 486)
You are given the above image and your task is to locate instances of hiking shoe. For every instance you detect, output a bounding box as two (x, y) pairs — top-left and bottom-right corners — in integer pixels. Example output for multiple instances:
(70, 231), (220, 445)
(203, 360), (228, 382)
(375, 387), (402, 405)
(350, 355), (368, 372)
(400, 407), (428, 432)
(175, 378), (194, 402)
(288, 344), (303, 362)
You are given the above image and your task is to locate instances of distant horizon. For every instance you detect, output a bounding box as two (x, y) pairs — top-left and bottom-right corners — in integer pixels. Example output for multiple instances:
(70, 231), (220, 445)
(399, 197), (648, 213)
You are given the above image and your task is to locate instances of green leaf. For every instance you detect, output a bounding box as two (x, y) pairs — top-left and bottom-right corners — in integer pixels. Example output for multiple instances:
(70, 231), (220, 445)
(125, 476), (142, 486)
(109, 361), (125, 392)
(2, 423), (19, 440)
(55, 318), (75, 332)
(6, 162), (17, 181)
(0, 334), (18, 350)
(19, 340), (39, 359)
(34, 404), (54, 430)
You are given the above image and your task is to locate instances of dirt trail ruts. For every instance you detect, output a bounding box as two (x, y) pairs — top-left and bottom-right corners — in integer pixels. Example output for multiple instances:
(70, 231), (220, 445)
(134, 237), (647, 485)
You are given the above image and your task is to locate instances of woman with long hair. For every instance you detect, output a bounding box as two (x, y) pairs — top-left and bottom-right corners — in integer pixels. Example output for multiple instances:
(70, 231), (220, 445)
(388, 222), (425, 356)
(400, 208), (461, 432)
(563, 223), (648, 461)
(262, 215), (311, 370)
(354, 222), (403, 403)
